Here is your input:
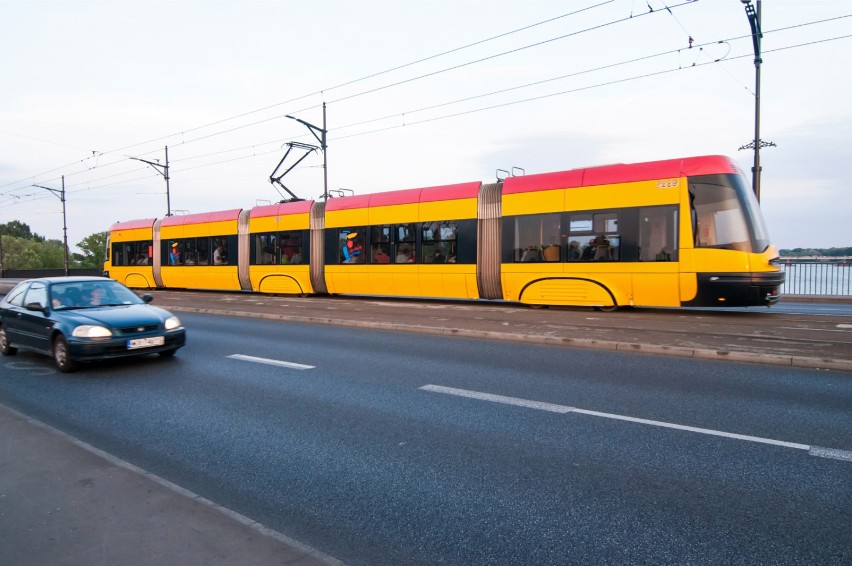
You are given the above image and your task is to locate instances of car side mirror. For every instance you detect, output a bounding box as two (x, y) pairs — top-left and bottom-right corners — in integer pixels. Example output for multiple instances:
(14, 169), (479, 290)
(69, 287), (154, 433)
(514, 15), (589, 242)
(142, 294), (153, 303)
(25, 302), (47, 313)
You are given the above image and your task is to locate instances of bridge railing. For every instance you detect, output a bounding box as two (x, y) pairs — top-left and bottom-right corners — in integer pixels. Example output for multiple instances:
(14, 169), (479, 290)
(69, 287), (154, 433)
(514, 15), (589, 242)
(779, 260), (851, 296)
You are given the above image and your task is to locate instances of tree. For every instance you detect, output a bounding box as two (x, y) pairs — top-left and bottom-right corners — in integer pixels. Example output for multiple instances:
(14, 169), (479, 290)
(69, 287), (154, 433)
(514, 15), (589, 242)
(76, 231), (108, 268)
(0, 220), (44, 241)
(0, 236), (44, 269)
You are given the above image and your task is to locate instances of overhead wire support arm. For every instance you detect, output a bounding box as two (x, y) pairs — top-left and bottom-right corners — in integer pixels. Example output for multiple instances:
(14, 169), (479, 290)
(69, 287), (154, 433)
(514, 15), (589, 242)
(285, 102), (328, 200)
(32, 175), (69, 276)
(268, 142), (318, 202)
(129, 145), (171, 216)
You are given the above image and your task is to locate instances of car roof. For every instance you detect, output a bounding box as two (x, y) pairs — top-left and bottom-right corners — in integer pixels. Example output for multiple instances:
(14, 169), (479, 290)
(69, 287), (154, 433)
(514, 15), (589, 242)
(22, 276), (112, 285)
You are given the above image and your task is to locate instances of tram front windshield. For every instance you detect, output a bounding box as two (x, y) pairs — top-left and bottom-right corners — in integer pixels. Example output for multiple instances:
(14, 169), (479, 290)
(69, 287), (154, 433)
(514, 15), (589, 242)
(689, 174), (771, 253)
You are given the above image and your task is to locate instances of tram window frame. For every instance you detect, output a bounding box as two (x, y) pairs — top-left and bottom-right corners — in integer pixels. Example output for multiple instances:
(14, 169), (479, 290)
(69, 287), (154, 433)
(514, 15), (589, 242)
(422, 220), (459, 263)
(336, 227), (367, 264)
(111, 240), (152, 266)
(508, 213), (562, 263)
(183, 238), (200, 265)
(252, 232), (279, 265)
(251, 231), (306, 265)
(369, 225), (393, 264)
(211, 237), (228, 265)
(280, 231), (304, 264)
(568, 211), (621, 262)
(395, 223), (417, 264)
(638, 205), (679, 261)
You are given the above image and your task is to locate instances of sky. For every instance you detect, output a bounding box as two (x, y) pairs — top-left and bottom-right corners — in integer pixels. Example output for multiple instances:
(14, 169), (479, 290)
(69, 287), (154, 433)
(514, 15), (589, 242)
(1, 0), (850, 253)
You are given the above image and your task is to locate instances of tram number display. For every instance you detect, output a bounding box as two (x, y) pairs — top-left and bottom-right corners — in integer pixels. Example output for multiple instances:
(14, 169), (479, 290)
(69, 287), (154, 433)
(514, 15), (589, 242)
(656, 179), (679, 189)
(127, 336), (165, 350)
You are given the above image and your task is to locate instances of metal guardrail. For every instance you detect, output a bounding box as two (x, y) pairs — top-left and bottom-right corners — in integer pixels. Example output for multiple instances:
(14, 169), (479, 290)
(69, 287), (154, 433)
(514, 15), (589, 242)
(780, 260), (851, 296)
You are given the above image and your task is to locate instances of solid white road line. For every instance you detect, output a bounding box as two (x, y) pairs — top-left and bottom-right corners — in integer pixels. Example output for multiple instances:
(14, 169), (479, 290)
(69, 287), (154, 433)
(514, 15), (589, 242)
(419, 384), (852, 462)
(228, 354), (315, 370)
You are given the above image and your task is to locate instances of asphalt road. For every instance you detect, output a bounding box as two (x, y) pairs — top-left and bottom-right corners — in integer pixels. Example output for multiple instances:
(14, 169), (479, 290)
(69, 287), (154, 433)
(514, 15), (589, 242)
(144, 289), (852, 370)
(1, 312), (849, 565)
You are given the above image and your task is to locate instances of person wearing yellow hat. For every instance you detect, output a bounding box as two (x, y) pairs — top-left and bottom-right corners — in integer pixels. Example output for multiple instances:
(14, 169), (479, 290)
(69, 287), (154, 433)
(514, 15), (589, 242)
(169, 241), (181, 265)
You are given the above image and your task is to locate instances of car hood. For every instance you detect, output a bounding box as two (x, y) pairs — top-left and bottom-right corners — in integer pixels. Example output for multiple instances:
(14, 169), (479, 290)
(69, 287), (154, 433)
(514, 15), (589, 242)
(59, 304), (174, 328)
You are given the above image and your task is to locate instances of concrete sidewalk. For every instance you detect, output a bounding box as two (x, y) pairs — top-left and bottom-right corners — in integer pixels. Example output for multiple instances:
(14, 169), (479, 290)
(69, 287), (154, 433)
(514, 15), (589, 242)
(0, 403), (342, 566)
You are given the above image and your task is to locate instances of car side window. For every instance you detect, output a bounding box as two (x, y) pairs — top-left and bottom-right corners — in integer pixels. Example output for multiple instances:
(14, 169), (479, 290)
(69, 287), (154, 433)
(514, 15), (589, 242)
(23, 282), (48, 309)
(4, 283), (29, 307)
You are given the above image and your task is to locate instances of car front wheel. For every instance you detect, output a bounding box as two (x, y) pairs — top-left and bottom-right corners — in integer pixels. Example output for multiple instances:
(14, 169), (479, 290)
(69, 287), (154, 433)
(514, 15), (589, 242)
(53, 335), (78, 373)
(0, 325), (18, 356)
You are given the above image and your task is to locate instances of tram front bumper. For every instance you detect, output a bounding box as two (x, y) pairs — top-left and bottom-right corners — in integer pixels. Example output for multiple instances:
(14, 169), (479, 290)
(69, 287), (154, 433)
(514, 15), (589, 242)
(682, 271), (785, 307)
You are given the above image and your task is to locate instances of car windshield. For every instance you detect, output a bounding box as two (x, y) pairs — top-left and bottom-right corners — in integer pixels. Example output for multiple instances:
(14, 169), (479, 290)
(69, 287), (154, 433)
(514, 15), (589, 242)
(50, 280), (145, 309)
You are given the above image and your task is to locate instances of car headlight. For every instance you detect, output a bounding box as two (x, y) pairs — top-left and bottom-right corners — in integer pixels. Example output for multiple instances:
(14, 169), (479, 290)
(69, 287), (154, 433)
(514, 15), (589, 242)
(72, 325), (113, 338)
(164, 316), (182, 331)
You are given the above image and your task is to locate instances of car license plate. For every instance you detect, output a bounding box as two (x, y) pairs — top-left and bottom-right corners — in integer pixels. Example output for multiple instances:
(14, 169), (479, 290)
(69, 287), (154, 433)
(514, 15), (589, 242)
(127, 336), (165, 350)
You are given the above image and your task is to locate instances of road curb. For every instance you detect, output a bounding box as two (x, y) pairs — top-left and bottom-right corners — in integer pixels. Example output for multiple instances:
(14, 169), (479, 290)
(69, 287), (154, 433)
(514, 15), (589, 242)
(169, 306), (852, 373)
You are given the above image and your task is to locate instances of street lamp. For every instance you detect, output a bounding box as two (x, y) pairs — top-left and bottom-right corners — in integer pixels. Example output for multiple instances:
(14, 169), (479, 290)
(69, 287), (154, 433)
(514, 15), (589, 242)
(738, 0), (775, 202)
(32, 175), (69, 276)
(286, 102), (328, 200)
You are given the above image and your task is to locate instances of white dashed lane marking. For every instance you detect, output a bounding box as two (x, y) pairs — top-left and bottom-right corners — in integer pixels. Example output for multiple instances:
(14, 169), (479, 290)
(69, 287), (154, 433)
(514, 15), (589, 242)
(228, 354), (315, 370)
(419, 384), (852, 462)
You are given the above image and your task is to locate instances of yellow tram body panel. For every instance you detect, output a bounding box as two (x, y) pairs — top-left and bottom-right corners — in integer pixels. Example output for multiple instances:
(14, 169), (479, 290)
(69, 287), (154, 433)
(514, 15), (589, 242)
(324, 182), (481, 299)
(501, 176), (684, 308)
(247, 201), (314, 294)
(106, 220), (156, 289)
(159, 210), (241, 291)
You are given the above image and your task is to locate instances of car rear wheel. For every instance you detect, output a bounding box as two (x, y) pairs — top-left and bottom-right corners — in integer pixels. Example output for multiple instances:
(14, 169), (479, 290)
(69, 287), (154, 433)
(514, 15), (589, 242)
(0, 325), (18, 356)
(53, 335), (78, 373)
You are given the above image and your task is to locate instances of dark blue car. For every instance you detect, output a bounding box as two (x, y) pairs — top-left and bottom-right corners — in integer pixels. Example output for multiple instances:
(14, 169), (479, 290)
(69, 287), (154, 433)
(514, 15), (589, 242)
(0, 276), (186, 372)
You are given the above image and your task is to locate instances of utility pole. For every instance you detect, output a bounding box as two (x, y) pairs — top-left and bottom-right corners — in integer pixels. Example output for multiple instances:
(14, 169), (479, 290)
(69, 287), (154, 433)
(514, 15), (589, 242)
(286, 102), (328, 200)
(738, 0), (775, 202)
(0, 225), (5, 277)
(32, 175), (69, 276)
(130, 146), (172, 216)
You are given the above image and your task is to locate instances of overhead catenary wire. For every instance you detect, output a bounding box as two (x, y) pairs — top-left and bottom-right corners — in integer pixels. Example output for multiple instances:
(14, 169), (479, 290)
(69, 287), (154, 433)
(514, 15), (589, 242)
(1, 8), (849, 213)
(0, 0), (618, 193)
(0, 0), (663, 195)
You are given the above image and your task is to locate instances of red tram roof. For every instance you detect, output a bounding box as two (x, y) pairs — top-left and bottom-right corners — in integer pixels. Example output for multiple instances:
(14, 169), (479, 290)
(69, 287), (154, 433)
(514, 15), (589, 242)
(250, 200), (314, 218)
(109, 218), (156, 231)
(325, 181), (481, 211)
(160, 209), (242, 227)
(502, 155), (738, 195)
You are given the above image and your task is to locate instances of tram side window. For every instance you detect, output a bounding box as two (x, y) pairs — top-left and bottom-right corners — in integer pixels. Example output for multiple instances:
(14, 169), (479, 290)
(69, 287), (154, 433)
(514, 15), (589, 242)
(136, 241), (152, 265)
(112, 243), (129, 266)
(639, 206), (678, 261)
(422, 221), (459, 263)
(370, 225), (392, 264)
(510, 213), (561, 262)
(167, 241), (182, 265)
(395, 223), (417, 263)
(338, 227), (366, 263)
(254, 233), (278, 264)
(184, 238), (199, 265)
(568, 211), (620, 261)
(212, 238), (227, 265)
(280, 232), (303, 264)
(111, 241), (151, 266)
